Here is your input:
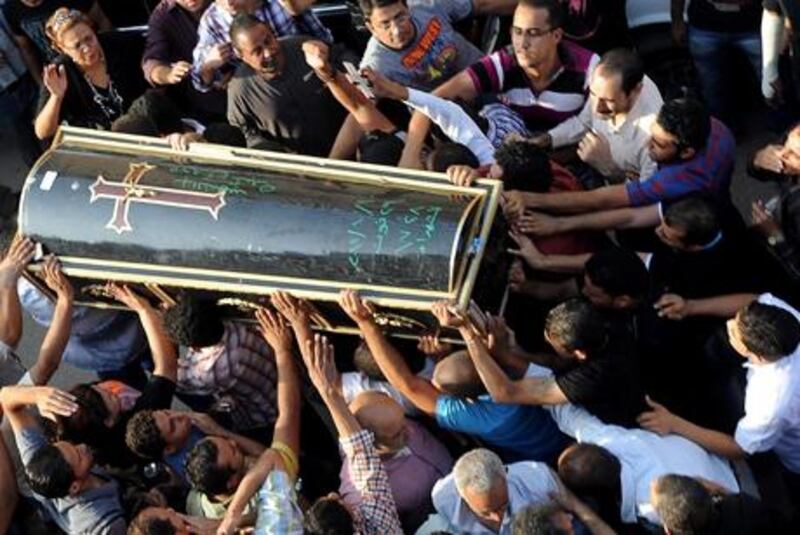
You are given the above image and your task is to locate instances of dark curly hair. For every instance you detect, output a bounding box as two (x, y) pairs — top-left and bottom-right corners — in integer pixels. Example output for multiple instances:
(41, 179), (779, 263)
(737, 302), (800, 362)
(656, 97), (711, 152)
(57, 383), (109, 443)
(126, 410), (166, 460)
(162, 294), (224, 348)
(494, 141), (552, 192)
(185, 439), (235, 497)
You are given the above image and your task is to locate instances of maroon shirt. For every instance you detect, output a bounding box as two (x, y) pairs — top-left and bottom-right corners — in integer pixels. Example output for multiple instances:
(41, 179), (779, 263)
(142, 0), (226, 121)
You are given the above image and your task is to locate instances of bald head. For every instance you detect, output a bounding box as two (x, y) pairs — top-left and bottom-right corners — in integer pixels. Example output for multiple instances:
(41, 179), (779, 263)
(432, 350), (486, 399)
(349, 392), (406, 453)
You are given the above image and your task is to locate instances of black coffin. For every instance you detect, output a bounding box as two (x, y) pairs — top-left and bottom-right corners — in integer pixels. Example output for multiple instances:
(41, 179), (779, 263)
(18, 127), (504, 338)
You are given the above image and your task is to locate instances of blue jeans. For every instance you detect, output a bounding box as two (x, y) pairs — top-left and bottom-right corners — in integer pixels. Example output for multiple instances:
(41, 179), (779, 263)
(688, 26), (761, 124)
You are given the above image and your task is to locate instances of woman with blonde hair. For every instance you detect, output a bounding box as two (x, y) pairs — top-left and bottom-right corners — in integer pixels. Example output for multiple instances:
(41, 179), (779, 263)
(34, 7), (142, 140)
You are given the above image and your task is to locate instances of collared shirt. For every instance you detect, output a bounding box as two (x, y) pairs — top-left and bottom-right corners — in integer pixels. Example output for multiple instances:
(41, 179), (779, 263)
(548, 403), (739, 525)
(178, 321), (278, 431)
(17, 277), (148, 372)
(190, 0), (332, 92)
(339, 420), (453, 530)
(625, 118), (736, 207)
(549, 74), (664, 180)
(734, 293), (800, 473)
(431, 460), (561, 535)
(340, 430), (403, 535)
(466, 41), (600, 131)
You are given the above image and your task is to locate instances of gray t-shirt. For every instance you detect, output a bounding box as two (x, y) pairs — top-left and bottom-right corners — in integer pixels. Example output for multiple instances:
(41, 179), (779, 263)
(17, 427), (127, 535)
(359, 0), (482, 91)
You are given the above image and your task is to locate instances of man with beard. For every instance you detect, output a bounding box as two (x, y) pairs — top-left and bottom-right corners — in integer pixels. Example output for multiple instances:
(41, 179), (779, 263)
(226, 13), (354, 154)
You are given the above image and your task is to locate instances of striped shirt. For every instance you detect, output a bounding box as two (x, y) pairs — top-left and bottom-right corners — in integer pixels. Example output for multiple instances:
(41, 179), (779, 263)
(466, 41), (600, 131)
(625, 118), (736, 207)
(178, 322), (278, 431)
(191, 0), (332, 92)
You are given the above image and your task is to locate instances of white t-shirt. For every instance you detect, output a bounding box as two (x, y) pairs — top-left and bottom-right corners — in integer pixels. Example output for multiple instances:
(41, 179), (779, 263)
(734, 293), (800, 473)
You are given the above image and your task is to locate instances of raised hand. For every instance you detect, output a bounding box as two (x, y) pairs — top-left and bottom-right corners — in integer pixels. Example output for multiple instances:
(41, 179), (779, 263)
(42, 64), (68, 98)
(654, 293), (691, 320)
(305, 334), (339, 396)
(338, 289), (375, 324)
(301, 40), (331, 73)
(41, 255), (73, 302)
(417, 331), (452, 360)
(446, 165), (478, 187)
(0, 236), (35, 288)
(255, 307), (292, 353)
(106, 282), (151, 312)
(166, 61), (191, 84)
(271, 291), (311, 325)
(35, 386), (78, 421)
(431, 300), (467, 329)
(514, 211), (563, 236)
(508, 230), (547, 270)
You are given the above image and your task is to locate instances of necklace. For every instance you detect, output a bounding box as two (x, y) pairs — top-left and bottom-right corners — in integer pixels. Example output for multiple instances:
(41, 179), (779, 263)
(83, 71), (123, 123)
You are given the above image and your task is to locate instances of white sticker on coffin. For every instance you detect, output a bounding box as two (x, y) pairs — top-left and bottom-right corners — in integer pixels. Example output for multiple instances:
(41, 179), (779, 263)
(40, 171), (58, 191)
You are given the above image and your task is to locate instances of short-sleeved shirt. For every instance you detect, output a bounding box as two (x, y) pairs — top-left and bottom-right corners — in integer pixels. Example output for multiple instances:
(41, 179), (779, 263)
(466, 41), (600, 131)
(2, 0), (93, 61)
(734, 294), (800, 473)
(359, 0), (482, 91)
(227, 35), (353, 155)
(435, 394), (567, 463)
(554, 341), (647, 428)
(687, 0), (762, 33)
(17, 426), (127, 535)
(625, 118), (736, 208)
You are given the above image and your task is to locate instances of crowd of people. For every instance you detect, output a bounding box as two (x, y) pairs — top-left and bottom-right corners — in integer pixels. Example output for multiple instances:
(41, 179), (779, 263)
(0, 0), (799, 533)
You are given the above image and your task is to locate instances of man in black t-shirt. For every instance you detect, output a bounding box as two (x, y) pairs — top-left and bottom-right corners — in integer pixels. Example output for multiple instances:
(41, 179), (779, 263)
(226, 13), (353, 155)
(441, 297), (647, 428)
(2, 0), (111, 83)
(671, 0), (762, 127)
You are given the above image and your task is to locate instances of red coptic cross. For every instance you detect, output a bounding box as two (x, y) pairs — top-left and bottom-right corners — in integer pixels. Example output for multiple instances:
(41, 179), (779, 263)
(89, 162), (226, 234)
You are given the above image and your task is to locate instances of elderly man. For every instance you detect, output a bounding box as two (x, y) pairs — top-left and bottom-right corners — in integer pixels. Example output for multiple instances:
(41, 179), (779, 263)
(340, 391), (453, 531)
(227, 14), (353, 153)
(191, 0), (331, 92)
(534, 48), (663, 184)
(428, 448), (561, 534)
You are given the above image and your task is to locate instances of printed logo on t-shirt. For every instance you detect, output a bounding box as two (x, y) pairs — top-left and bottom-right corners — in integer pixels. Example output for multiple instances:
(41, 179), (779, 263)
(401, 17), (458, 85)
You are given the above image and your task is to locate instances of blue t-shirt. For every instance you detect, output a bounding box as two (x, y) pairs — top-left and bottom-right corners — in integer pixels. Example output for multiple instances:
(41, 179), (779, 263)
(165, 427), (206, 481)
(435, 395), (568, 463)
(17, 427), (127, 535)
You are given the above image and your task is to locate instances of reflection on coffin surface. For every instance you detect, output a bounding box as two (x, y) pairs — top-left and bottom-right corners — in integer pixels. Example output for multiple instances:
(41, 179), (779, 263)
(19, 127), (505, 338)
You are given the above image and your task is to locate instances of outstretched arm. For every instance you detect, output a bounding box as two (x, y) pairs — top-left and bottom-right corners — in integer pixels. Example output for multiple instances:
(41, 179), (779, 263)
(107, 283), (177, 382)
(431, 302), (568, 405)
(0, 237), (35, 349)
(339, 290), (441, 416)
(303, 41), (395, 134)
(0, 385), (78, 434)
(638, 397), (746, 459)
(255, 309), (301, 454)
(29, 257), (74, 386)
